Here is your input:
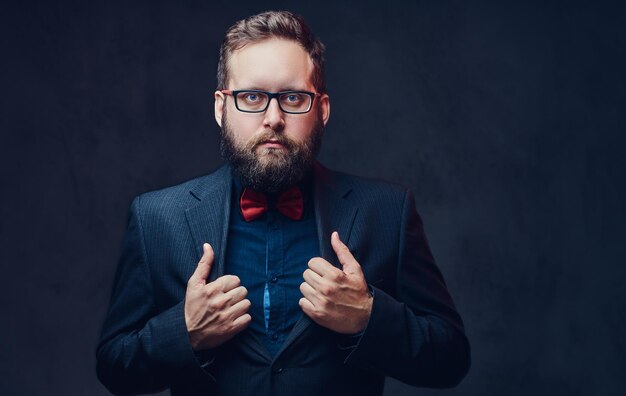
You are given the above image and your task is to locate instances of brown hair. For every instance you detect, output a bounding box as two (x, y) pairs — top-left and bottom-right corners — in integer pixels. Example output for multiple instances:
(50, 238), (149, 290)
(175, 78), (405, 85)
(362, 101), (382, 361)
(216, 10), (326, 93)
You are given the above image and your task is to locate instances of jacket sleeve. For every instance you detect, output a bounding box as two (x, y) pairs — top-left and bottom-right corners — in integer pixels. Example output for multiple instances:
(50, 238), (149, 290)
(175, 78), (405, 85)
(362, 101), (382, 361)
(96, 196), (214, 394)
(344, 189), (471, 388)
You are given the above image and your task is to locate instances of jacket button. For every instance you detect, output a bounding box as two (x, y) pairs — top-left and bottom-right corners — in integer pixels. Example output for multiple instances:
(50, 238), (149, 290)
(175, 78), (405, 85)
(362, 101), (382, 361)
(272, 366), (283, 374)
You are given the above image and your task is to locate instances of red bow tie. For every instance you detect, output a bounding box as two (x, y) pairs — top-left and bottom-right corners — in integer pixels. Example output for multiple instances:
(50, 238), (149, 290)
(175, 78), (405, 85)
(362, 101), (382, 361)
(240, 186), (304, 222)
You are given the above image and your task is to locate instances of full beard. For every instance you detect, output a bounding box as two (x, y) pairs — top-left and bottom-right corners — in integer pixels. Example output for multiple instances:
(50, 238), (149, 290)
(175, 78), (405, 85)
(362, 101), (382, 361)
(219, 107), (324, 193)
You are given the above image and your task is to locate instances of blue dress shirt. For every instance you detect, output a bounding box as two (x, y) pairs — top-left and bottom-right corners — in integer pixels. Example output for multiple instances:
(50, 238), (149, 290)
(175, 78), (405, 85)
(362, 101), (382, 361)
(225, 175), (319, 357)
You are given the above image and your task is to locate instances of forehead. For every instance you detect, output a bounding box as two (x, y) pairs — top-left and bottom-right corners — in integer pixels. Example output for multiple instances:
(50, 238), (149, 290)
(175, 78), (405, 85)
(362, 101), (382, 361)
(227, 38), (315, 90)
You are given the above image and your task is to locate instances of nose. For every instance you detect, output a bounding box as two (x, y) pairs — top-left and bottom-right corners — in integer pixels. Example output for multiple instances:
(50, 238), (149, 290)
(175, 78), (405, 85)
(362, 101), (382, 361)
(262, 98), (285, 131)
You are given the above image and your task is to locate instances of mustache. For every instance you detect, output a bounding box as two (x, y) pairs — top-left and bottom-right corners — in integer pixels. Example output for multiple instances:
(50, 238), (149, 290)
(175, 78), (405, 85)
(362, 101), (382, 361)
(247, 131), (296, 150)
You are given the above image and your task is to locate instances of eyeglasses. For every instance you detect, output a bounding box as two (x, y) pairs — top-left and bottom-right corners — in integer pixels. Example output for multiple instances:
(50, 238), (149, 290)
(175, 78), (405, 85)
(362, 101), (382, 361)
(221, 89), (320, 114)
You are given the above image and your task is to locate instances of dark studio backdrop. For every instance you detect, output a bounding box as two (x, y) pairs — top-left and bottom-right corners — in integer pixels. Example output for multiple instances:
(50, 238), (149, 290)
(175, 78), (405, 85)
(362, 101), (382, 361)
(1, 1), (625, 395)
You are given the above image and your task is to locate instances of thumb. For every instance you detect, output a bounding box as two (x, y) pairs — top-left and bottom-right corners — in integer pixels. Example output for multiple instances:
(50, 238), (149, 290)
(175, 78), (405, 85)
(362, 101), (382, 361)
(190, 243), (214, 285)
(331, 231), (361, 275)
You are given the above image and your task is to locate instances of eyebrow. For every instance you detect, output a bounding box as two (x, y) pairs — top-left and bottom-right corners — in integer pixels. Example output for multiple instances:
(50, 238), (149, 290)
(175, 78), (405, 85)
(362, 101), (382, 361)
(238, 85), (310, 92)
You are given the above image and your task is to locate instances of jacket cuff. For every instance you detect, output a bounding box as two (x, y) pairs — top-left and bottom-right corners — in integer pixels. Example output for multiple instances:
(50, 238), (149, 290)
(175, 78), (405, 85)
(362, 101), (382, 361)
(336, 285), (374, 350)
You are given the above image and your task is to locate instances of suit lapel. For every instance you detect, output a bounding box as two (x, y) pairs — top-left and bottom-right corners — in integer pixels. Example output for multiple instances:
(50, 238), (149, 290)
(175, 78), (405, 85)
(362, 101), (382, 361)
(185, 165), (232, 282)
(185, 165), (273, 362)
(276, 162), (359, 359)
(184, 163), (360, 362)
(312, 162), (359, 266)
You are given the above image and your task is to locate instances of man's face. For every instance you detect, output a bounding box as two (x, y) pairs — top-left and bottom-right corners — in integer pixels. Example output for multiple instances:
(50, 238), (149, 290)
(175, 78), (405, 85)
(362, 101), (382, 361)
(214, 38), (330, 192)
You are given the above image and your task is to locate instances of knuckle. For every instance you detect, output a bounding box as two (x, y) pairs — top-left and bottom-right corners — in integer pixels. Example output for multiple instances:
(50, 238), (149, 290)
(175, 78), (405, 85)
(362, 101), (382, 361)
(314, 308), (326, 319)
(318, 297), (328, 310)
(319, 285), (330, 296)
(216, 325), (229, 337)
(210, 298), (226, 311)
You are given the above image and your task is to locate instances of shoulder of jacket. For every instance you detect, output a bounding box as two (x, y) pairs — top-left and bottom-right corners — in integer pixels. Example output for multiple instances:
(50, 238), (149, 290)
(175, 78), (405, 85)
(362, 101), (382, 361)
(133, 164), (229, 211)
(319, 164), (409, 202)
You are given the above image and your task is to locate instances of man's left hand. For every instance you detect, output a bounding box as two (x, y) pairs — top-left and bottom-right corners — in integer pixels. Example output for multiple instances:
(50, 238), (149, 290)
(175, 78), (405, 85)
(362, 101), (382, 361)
(299, 231), (373, 334)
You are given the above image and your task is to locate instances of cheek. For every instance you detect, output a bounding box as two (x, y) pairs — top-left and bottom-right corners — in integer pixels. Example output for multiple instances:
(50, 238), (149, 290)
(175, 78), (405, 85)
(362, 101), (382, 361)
(227, 114), (261, 143)
(286, 117), (318, 142)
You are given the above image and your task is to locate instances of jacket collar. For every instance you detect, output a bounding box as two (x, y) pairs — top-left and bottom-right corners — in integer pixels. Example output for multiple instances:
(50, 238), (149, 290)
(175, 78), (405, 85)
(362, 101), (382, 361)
(185, 164), (233, 283)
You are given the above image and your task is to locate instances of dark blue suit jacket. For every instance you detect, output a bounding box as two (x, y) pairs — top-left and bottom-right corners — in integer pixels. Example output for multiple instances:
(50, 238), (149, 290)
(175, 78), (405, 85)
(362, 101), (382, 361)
(96, 162), (470, 396)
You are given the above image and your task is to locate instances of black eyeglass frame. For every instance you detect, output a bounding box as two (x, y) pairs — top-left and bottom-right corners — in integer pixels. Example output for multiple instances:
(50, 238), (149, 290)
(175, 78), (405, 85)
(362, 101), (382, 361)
(221, 89), (321, 114)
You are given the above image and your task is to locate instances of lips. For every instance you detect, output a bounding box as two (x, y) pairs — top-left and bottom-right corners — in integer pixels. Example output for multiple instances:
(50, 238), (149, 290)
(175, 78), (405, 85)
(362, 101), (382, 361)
(259, 140), (284, 148)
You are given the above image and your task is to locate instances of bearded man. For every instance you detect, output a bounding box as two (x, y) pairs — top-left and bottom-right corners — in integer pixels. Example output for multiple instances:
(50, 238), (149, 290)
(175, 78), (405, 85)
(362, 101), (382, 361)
(97, 10), (470, 396)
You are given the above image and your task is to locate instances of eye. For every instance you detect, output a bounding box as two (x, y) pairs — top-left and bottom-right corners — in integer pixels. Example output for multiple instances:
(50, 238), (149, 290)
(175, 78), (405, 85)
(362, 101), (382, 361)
(244, 93), (260, 102)
(283, 93), (304, 103)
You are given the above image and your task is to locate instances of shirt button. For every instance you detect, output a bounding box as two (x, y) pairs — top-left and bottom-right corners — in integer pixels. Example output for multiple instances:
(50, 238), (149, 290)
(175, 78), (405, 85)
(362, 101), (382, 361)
(272, 366), (283, 374)
(270, 275), (278, 283)
(271, 224), (279, 230)
(272, 333), (279, 340)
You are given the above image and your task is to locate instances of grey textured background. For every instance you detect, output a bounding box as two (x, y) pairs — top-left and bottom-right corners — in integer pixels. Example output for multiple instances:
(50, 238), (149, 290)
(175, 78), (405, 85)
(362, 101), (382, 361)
(1, 1), (625, 395)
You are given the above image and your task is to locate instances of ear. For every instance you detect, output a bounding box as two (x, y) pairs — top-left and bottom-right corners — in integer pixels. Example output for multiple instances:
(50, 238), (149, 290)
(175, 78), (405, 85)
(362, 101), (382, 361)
(319, 93), (330, 126)
(214, 90), (225, 127)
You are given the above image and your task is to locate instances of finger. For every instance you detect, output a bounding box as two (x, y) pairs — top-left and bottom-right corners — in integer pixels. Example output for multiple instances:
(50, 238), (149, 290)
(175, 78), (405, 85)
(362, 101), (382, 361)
(210, 274), (241, 292)
(307, 257), (339, 277)
(299, 281), (321, 306)
(227, 298), (251, 318)
(299, 297), (316, 316)
(190, 243), (214, 285)
(331, 231), (361, 274)
(231, 313), (252, 331)
(222, 285), (248, 305)
(302, 268), (325, 290)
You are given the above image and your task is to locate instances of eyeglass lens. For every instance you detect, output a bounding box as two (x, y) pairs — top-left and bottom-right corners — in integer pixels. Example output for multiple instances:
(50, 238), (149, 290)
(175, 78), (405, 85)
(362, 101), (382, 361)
(235, 91), (312, 113)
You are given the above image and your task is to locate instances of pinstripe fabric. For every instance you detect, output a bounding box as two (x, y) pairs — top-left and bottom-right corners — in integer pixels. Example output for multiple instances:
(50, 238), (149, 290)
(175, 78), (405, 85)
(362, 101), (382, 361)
(96, 162), (470, 396)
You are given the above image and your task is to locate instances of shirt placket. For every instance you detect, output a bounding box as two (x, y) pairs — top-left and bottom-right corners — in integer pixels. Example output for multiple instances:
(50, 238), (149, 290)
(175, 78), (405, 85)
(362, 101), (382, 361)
(264, 210), (285, 348)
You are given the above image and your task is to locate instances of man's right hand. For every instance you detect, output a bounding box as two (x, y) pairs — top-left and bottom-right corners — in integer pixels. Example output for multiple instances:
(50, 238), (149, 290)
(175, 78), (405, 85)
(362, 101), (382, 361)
(184, 243), (252, 350)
